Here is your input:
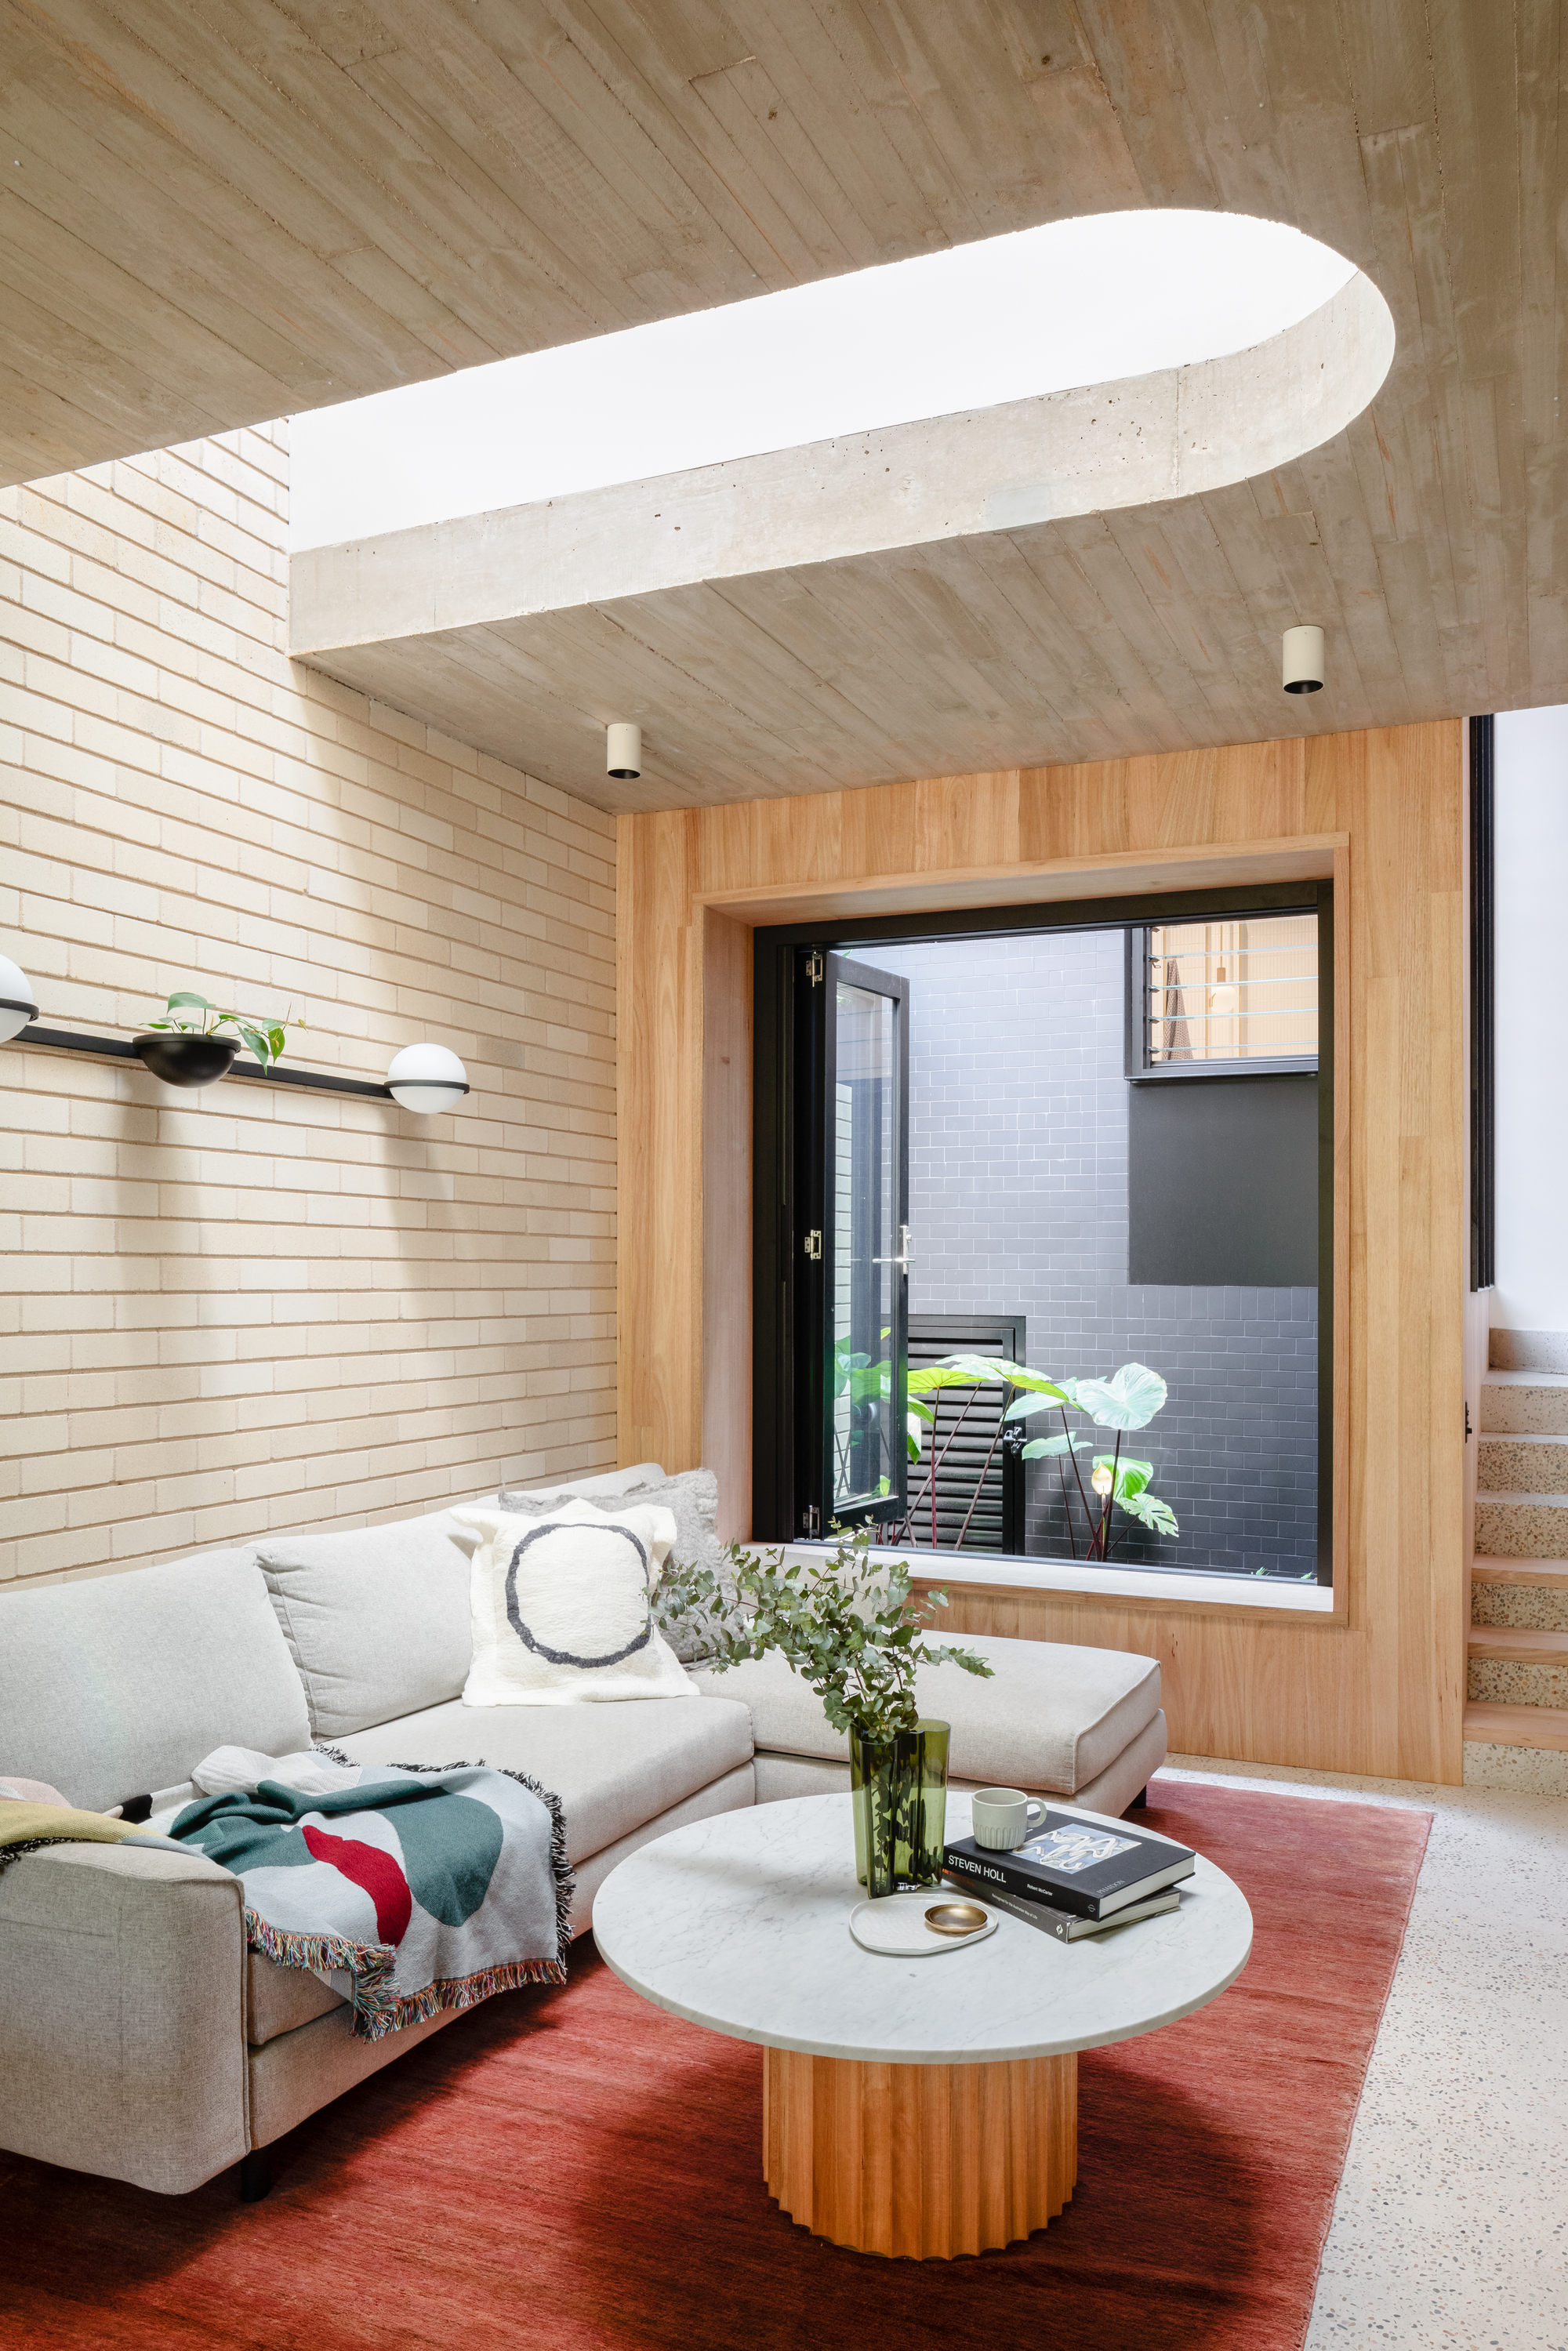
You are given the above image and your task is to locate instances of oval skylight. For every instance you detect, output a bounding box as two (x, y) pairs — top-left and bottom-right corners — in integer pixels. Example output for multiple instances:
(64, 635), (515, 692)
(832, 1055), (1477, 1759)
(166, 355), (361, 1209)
(289, 211), (1361, 552)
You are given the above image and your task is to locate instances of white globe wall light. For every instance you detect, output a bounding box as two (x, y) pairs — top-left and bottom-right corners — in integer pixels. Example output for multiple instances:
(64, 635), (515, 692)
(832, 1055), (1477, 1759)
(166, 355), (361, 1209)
(0, 952), (39, 1043)
(386, 1042), (470, 1114)
(606, 722), (641, 779)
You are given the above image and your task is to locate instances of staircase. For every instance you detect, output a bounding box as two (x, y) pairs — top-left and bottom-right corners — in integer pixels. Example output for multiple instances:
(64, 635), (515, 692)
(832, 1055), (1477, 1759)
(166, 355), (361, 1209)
(1468, 1358), (1568, 1758)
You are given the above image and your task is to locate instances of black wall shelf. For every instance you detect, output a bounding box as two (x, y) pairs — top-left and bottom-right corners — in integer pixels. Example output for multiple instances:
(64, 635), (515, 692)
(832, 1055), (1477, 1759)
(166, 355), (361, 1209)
(15, 1024), (394, 1101)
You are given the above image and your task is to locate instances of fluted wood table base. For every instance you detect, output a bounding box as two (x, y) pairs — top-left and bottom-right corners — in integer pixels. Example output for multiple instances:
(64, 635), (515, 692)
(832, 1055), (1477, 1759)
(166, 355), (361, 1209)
(763, 2045), (1077, 2259)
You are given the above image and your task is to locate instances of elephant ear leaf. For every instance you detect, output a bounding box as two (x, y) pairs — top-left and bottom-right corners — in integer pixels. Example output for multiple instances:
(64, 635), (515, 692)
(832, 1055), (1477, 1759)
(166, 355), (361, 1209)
(1031, 1433), (1091, 1457)
(1074, 1362), (1167, 1431)
(1003, 1391), (1062, 1424)
(1117, 1487), (1178, 1536)
(1100, 1456), (1152, 1500)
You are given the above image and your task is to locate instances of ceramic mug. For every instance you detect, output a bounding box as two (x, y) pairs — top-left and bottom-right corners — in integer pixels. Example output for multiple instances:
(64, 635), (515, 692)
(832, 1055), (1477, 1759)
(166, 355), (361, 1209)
(971, 1787), (1047, 1851)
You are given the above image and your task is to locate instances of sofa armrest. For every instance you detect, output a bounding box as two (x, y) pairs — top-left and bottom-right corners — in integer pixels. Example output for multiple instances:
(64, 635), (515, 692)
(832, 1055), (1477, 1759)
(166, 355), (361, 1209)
(0, 1841), (249, 2194)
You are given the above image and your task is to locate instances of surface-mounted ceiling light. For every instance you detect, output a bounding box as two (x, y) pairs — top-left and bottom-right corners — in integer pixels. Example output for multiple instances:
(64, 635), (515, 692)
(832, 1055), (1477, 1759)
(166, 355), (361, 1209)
(1282, 625), (1325, 694)
(607, 722), (641, 779)
(386, 1042), (470, 1114)
(0, 951), (39, 1044)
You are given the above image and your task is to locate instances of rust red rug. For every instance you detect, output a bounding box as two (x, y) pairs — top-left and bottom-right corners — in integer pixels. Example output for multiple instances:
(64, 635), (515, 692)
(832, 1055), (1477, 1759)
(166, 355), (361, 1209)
(0, 1779), (1429, 2351)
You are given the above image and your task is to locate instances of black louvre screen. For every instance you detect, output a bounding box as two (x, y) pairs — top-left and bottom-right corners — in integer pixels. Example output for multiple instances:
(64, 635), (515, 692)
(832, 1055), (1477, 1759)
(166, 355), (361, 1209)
(892, 1314), (1025, 1555)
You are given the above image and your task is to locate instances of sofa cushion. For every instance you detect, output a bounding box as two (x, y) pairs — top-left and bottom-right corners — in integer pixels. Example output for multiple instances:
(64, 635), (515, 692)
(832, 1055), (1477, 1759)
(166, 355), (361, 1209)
(255, 1471), (669, 1741)
(256, 1509), (477, 1741)
(690, 1634), (1161, 1797)
(457, 1497), (695, 1707)
(0, 1554), (312, 1813)
(336, 1693), (754, 1864)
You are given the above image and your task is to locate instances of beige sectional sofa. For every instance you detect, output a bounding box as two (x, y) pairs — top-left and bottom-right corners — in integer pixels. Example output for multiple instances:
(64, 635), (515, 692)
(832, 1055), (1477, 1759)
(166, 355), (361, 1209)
(0, 1467), (1166, 2197)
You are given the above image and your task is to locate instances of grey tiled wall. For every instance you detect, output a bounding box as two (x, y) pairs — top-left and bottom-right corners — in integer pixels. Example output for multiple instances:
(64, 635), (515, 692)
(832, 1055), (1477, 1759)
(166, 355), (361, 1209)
(882, 930), (1319, 1580)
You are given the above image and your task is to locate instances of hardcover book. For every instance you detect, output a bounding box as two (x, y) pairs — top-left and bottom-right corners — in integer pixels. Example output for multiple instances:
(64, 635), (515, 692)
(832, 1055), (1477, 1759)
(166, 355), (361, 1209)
(943, 1812), (1196, 1920)
(950, 1875), (1181, 1943)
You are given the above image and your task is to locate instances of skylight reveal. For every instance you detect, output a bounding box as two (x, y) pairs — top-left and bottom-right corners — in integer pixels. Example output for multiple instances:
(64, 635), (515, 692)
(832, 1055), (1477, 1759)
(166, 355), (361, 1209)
(289, 212), (1356, 552)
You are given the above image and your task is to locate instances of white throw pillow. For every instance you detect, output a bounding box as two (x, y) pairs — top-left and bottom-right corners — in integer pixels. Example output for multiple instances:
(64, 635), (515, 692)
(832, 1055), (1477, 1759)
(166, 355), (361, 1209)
(453, 1499), (698, 1706)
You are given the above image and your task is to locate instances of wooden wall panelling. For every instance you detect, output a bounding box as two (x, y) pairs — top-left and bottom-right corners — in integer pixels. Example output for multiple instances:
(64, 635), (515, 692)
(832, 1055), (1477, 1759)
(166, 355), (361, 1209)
(701, 907), (754, 1540)
(618, 721), (1468, 1781)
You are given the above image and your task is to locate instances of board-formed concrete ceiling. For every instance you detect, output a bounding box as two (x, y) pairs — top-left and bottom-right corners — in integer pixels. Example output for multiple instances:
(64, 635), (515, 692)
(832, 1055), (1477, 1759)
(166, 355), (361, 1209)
(2, 1), (1554, 802)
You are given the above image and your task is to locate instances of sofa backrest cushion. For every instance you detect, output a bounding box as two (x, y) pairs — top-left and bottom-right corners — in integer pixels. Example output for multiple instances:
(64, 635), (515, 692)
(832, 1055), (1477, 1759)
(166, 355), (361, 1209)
(256, 1510), (476, 1742)
(254, 1470), (669, 1741)
(0, 1552), (313, 1812)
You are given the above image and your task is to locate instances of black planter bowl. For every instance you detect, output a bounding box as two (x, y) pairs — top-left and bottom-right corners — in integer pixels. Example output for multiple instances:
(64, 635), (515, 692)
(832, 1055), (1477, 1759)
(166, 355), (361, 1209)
(133, 1032), (240, 1089)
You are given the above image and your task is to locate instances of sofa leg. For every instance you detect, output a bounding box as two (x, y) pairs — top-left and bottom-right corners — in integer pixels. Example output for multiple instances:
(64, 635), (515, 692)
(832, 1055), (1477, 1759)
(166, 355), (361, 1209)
(239, 2149), (271, 2203)
(1126, 1785), (1149, 1811)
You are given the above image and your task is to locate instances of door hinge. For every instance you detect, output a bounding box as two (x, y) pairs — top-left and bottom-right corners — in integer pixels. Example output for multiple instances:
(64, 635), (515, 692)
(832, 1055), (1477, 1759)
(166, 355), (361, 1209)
(803, 1228), (823, 1261)
(806, 949), (824, 985)
(1465, 1402), (1472, 1441)
(803, 1504), (821, 1536)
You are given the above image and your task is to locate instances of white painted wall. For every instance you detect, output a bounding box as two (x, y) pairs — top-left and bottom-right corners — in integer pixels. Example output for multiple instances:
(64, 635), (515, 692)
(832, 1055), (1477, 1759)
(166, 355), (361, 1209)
(1494, 705), (1568, 1331)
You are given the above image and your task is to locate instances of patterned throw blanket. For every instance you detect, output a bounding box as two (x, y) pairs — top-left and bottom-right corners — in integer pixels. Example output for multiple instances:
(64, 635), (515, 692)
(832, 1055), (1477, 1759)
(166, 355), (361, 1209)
(169, 1762), (572, 2040)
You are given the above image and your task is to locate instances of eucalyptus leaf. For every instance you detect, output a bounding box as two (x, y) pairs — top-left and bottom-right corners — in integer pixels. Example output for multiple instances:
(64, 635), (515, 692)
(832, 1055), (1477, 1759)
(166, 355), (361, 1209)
(652, 1522), (992, 1745)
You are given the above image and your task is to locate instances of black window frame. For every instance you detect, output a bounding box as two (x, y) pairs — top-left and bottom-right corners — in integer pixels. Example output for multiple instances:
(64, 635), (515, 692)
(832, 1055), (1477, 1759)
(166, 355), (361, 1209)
(753, 879), (1334, 1586)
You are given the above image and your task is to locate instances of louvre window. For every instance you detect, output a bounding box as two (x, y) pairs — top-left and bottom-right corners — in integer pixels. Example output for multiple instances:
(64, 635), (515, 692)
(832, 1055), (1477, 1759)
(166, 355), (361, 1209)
(1144, 915), (1318, 1070)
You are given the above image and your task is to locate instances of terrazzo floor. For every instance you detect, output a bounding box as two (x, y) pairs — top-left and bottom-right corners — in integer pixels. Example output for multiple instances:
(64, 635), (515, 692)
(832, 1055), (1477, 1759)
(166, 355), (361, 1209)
(1164, 1755), (1568, 2350)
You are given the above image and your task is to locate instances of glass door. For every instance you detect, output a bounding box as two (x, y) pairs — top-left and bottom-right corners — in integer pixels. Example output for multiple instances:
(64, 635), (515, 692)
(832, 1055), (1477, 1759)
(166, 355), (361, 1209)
(818, 953), (910, 1529)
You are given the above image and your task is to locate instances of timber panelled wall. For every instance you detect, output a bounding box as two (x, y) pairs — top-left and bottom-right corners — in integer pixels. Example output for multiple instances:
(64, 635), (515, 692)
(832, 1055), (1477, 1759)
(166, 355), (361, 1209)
(618, 723), (1469, 1783)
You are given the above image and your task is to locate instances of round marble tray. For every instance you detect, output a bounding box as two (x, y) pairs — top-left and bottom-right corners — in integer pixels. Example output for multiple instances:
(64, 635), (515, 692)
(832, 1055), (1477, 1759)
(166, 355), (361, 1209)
(849, 1892), (1000, 1956)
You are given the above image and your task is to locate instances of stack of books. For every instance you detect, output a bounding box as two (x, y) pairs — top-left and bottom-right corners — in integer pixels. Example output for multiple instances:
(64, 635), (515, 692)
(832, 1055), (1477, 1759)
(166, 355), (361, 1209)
(943, 1810), (1196, 1943)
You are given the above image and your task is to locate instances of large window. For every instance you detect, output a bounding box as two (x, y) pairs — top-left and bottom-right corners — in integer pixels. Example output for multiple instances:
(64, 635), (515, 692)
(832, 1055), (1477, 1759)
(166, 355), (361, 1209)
(755, 886), (1330, 1586)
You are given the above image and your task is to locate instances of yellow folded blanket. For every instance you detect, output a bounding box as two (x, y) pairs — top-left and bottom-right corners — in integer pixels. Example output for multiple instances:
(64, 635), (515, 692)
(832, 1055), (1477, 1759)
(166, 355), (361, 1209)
(0, 1803), (147, 1853)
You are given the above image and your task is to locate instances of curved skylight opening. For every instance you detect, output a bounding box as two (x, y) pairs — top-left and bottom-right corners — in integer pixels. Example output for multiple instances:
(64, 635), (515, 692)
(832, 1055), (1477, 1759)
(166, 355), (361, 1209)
(289, 211), (1357, 552)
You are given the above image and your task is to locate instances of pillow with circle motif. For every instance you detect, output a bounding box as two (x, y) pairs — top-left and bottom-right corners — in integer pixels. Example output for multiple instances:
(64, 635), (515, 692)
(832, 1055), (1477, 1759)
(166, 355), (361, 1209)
(452, 1497), (696, 1706)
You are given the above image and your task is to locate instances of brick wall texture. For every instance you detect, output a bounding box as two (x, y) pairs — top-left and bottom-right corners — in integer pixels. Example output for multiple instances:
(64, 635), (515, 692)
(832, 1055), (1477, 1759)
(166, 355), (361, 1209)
(886, 931), (1319, 1579)
(0, 424), (616, 1590)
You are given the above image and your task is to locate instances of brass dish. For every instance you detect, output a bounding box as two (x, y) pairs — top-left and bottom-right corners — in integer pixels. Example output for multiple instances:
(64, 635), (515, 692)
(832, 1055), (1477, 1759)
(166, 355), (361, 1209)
(924, 1900), (989, 1939)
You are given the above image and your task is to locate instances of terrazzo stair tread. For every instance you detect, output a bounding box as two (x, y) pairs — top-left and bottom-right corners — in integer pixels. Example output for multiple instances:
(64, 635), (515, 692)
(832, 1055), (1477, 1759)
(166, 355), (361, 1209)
(1467, 1626), (1568, 1664)
(1479, 1373), (1568, 1435)
(1463, 1700), (1568, 1753)
(1476, 1435), (1568, 1487)
(1472, 1556), (1568, 1587)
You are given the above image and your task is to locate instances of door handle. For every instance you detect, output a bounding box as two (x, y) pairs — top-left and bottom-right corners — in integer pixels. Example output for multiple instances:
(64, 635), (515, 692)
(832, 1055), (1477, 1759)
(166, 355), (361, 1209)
(872, 1224), (913, 1272)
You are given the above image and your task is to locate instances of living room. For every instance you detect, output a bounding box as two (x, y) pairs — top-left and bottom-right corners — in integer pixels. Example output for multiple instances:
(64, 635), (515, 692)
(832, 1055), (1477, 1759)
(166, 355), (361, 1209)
(2, 6), (1565, 2348)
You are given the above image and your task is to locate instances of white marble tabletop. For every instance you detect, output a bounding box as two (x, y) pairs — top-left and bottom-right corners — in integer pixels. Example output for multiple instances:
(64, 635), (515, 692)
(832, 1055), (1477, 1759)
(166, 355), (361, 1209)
(593, 1791), (1253, 2066)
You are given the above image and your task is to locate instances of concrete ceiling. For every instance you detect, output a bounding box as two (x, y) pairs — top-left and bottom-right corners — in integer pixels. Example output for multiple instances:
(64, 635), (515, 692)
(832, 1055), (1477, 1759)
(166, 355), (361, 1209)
(4, 2), (1555, 804)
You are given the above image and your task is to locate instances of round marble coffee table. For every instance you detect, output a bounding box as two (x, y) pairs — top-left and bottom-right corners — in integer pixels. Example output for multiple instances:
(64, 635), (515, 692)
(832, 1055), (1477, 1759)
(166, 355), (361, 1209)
(592, 1790), (1253, 2260)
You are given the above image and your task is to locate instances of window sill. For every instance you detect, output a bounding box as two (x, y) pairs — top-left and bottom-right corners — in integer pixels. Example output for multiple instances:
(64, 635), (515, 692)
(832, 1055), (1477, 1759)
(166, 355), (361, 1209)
(777, 1541), (1334, 1613)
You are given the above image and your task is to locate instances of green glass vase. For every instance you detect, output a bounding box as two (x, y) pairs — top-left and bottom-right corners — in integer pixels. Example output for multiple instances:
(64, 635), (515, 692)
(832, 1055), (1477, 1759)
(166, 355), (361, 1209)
(849, 1717), (951, 1899)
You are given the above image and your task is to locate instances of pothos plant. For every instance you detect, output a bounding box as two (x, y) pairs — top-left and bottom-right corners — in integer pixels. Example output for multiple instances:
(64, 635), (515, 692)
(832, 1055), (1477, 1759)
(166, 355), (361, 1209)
(143, 990), (297, 1073)
(654, 1521), (992, 1747)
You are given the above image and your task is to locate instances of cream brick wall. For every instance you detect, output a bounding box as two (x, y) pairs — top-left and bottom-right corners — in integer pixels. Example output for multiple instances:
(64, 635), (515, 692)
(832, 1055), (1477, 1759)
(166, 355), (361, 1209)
(0, 422), (616, 1587)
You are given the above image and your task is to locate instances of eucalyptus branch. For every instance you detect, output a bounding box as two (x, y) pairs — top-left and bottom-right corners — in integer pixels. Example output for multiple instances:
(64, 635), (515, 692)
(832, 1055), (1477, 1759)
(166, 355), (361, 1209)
(653, 1522), (993, 1745)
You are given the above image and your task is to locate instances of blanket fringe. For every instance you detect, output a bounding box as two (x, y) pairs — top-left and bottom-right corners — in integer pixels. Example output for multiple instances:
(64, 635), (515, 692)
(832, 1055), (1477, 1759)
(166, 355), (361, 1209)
(347, 1954), (569, 2041)
(241, 1907), (394, 1992)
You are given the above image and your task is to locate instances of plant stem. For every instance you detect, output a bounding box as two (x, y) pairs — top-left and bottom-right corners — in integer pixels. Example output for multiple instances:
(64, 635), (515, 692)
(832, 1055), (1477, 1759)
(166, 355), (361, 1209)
(953, 1403), (1008, 1550)
(1062, 1403), (1094, 1544)
(1094, 1431), (1123, 1561)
